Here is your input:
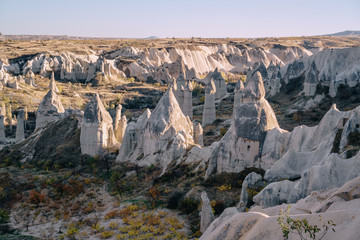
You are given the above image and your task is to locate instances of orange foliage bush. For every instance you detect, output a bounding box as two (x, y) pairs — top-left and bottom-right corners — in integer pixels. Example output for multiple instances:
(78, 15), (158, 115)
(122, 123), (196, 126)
(29, 190), (46, 204)
(148, 186), (160, 206)
(104, 210), (120, 220)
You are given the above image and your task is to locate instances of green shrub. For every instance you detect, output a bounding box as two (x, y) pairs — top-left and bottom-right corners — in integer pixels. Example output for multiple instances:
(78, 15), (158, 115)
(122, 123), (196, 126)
(277, 205), (336, 240)
(211, 200), (225, 215)
(179, 198), (199, 214)
(220, 127), (227, 136)
(199, 96), (205, 104)
(65, 227), (79, 238)
(127, 77), (135, 83)
(246, 187), (260, 199)
(101, 230), (114, 239)
(0, 209), (10, 223)
(192, 82), (204, 97)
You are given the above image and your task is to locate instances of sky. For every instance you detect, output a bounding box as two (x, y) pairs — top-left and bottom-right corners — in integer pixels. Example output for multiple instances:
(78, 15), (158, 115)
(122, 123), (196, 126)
(0, 0), (359, 38)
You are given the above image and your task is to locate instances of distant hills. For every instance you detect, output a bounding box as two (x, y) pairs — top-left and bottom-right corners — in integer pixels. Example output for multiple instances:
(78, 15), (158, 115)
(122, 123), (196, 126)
(322, 30), (360, 37)
(1, 31), (359, 41)
(145, 36), (159, 39)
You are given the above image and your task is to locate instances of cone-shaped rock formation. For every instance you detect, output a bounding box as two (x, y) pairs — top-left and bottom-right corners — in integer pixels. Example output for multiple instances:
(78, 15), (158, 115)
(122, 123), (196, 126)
(35, 90), (65, 129)
(206, 71), (279, 175)
(117, 89), (194, 170)
(80, 94), (116, 156)
(49, 71), (60, 93)
(205, 68), (227, 100)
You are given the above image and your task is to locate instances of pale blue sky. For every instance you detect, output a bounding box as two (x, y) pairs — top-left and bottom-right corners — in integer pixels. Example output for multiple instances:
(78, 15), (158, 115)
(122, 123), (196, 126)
(0, 0), (359, 38)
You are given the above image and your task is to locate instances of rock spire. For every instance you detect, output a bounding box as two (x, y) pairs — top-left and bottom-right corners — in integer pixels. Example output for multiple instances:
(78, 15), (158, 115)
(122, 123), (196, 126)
(202, 79), (216, 126)
(80, 93), (116, 156)
(35, 90), (65, 129)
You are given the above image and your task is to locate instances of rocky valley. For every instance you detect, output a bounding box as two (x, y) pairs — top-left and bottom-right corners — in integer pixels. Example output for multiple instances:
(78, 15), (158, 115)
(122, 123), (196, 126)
(0, 35), (360, 240)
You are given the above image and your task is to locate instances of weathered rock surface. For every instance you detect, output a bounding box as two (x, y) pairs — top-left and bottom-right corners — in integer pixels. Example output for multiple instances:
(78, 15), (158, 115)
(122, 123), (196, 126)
(141, 89), (193, 157)
(206, 71), (279, 175)
(233, 78), (244, 116)
(0, 106), (5, 117)
(117, 116), (127, 144)
(15, 110), (25, 142)
(25, 76), (36, 87)
(173, 75), (193, 119)
(0, 115), (81, 163)
(116, 109), (151, 162)
(7, 80), (20, 89)
(80, 94), (116, 156)
(254, 104), (360, 208)
(253, 180), (298, 208)
(339, 110), (360, 152)
(200, 191), (215, 233)
(49, 71), (59, 93)
(0, 113), (5, 143)
(117, 90), (194, 170)
(201, 176), (360, 240)
(184, 142), (220, 170)
(17, 75), (25, 83)
(204, 68), (227, 100)
(2, 44), (316, 85)
(262, 104), (354, 181)
(0, 61), (11, 88)
(303, 60), (318, 96)
(9, 52), (126, 83)
(173, 76), (183, 106)
(268, 47), (360, 97)
(202, 79), (216, 126)
(114, 105), (122, 139)
(114, 105), (127, 144)
(35, 90), (65, 129)
(239, 172), (264, 209)
(194, 123), (204, 146)
(182, 80), (193, 119)
(111, 44), (312, 82)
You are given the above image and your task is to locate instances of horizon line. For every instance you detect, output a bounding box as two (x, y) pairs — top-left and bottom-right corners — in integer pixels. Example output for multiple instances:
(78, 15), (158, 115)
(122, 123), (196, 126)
(1, 30), (360, 40)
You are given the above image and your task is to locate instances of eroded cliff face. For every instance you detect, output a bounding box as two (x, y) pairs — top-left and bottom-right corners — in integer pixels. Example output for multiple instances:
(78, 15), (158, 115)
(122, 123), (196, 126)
(80, 94), (116, 156)
(200, 176), (360, 240)
(113, 44), (313, 82)
(2, 38), (360, 240)
(270, 47), (360, 97)
(35, 90), (65, 130)
(2, 44), (314, 84)
(2, 44), (360, 103)
(117, 89), (195, 171)
(2, 52), (125, 84)
(206, 71), (279, 175)
(255, 104), (360, 208)
(198, 104), (360, 238)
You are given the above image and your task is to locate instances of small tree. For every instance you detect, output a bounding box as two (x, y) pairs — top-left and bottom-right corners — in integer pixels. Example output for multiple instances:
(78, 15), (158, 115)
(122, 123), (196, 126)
(29, 190), (46, 206)
(20, 203), (32, 232)
(277, 205), (336, 240)
(148, 185), (160, 207)
(0, 208), (9, 223)
(109, 171), (126, 198)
